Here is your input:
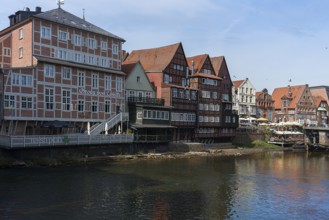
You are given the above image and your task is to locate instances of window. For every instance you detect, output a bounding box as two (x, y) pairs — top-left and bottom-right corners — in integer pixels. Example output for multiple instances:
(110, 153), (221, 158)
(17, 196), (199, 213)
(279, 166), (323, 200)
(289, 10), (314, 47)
(41, 26), (51, 39)
(105, 100), (111, 113)
(164, 74), (170, 83)
(92, 74), (99, 89)
(116, 77), (122, 91)
(21, 75), (33, 86)
(74, 53), (81, 62)
(3, 48), (11, 57)
(57, 49), (68, 60)
(101, 41), (108, 50)
(19, 47), (23, 58)
(21, 96), (32, 109)
(212, 92), (218, 99)
(101, 58), (108, 67)
(11, 74), (19, 85)
(146, 92), (152, 98)
(4, 95), (15, 108)
(62, 90), (71, 111)
(191, 91), (197, 100)
(112, 43), (119, 54)
(199, 103), (203, 110)
(78, 71), (85, 87)
(73, 34), (82, 46)
(78, 100), (84, 112)
(92, 101), (98, 112)
(137, 76), (140, 82)
(62, 67), (71, 79)
(44, 64), (55, 77)
(172, 88), (177, 97)
(19, 28), (23, 39)
(105, 76), (111, 90)
(59, 31), (68, 41)
(88, 38), (96, 49)
(45, 88), (54, 110)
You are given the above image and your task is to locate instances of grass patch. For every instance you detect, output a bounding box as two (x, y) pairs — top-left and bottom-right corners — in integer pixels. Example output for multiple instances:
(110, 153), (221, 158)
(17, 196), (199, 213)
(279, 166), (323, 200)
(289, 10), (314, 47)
(237, 140), (281, 149)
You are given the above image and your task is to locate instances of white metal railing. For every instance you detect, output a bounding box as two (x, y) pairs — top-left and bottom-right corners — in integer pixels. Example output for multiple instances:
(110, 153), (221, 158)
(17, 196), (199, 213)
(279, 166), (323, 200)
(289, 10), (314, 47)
(88, 112), (129, 135)
(0, 134), (134, 149)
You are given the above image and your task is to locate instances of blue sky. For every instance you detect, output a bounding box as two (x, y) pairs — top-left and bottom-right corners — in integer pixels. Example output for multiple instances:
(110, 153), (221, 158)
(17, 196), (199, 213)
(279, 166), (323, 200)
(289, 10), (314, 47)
(1, 0), (328, 93)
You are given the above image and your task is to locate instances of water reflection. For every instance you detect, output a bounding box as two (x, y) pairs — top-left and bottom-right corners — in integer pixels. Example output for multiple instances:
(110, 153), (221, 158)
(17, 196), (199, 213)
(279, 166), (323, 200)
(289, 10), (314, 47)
(0, 152), (329, 219)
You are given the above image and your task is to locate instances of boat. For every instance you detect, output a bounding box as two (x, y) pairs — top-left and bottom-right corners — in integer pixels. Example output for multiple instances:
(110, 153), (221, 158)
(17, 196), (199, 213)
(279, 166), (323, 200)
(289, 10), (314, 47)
(307, 143), (329, 152)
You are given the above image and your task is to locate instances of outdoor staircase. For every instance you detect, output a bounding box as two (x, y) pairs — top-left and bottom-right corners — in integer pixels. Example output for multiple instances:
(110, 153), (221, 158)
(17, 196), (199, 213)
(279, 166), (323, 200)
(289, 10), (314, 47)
(86, 112), (129, 135)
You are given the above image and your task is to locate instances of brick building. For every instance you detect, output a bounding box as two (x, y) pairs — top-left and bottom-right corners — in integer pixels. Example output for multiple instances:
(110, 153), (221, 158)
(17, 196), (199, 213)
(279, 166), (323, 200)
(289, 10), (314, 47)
(256, 88), (274, 121)
(0, 6), (126, 135)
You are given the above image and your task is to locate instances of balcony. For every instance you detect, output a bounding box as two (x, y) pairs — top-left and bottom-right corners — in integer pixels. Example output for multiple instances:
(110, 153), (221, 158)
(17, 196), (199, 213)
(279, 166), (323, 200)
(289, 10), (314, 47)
(128, 97), (164, 106)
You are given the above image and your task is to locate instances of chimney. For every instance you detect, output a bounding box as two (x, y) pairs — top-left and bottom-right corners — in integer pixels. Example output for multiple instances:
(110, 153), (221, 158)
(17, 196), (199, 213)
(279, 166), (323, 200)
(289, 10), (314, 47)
(8, 6), (42, 26)
(191, 60), (195, 75)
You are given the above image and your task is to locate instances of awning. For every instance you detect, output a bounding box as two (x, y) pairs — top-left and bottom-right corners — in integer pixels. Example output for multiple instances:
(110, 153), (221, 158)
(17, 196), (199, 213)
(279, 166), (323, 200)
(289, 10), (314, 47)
(37, 121), (76, 128)
(130, 124), (176, 129)
(318, 107), (327, 111)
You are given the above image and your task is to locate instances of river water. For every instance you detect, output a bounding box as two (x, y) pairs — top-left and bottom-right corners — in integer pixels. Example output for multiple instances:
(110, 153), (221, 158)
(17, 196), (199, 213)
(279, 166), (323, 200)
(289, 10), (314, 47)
(1, 151), (329, 219)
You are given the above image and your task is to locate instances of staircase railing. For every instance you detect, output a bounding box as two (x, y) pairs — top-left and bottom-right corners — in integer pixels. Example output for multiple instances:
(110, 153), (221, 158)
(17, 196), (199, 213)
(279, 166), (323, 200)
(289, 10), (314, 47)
(88, 112), (129, 135)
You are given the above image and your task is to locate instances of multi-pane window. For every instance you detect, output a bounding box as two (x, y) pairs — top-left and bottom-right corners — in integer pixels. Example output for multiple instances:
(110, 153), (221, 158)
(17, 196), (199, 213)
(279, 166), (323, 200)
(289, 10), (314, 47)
(78, 100), (84, 112)
(62, 67), (71, 79)
(112, 43), (119, 54)
(191, 91), (197, 100)
(74, 53), (81, 62)
(172, 88), (177, 97)
(101, 41), (108, 50)
(4, 95), (15, 108)
(3, 48), (11, 57)
(12, 74), (32, 87)
(212, 92), (217, 99)
(92, 101), (98, 112)
(116, 77), (122, 91)
(59, 31), (68, 41)
(57, 50), (68, 60)
(78, 71), (85, 87)
(21, 96), (32, 109)
(101, 58), (108, 67)
(88, 38), (96, 49)
(88, 56), (95, 65)
(41, 26), (51, 39)
(92, 74), (99, 88)
(45, 64), (55, 77)
(105, 76), (111, 90)
(164, 74), (170, 83)
(73, 34), (82, 46)
(62, 90), (71, 111)
(45, 88), (54, 110)
(105, 100), (111, 113)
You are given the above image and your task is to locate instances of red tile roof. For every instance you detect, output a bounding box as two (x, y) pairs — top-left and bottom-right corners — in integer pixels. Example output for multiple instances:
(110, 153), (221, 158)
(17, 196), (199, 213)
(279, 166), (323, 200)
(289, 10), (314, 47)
(186, 54), (207, 74)
(272, 85), (306, 109)
(232, 80), (244, 89)
(210, 56), (224, 74)
(313, 96), (326, 107)
(124, 42), (181, 72)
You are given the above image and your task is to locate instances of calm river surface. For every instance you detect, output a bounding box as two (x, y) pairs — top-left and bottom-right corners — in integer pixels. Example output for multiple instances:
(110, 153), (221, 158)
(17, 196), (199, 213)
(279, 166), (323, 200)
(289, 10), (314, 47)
(1, 151), (329, 219)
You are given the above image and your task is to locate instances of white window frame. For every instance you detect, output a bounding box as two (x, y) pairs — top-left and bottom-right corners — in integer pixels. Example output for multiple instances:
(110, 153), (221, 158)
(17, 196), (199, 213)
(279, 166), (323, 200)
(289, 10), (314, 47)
(101, 41), (108, 50)
(41, 26), (51, 39)
(92, 101), (98, 112)
(44, 64), (55, 78)
(78, 71), (85, 87)
(92, 73), (99, 89)
(105, 100), (111, 113)
(19, 47), (23, 58)
(62, 67), (72, 80)
(19, 28), (23, 39)
(45, 88), (54, 110)
(112, 43), (119, 54)
(62, 89), (71, 111)
(59, 31), (68, 41)
(116, 77), (122, 91)
(105, 76), (111, 90)
(21, 96), (33, 109)
(78, 100), (84, 112)
(73, 34), (82, 46)
(4, 95), (15, 108)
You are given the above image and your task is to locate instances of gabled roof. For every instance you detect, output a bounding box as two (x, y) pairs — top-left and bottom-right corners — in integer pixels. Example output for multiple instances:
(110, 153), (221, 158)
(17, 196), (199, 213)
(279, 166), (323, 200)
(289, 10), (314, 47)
(124, 42), (182, 72)
(34, 8), (124, 41)
(272, 85), (306, 109)
(210, 56), (224, 74)
(313, 96), (327, 107)
(233, 80), (244, 89)
(186, 54), (207, 74)
(121, 61), (138, 78)
(310, 86), (329, 102)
